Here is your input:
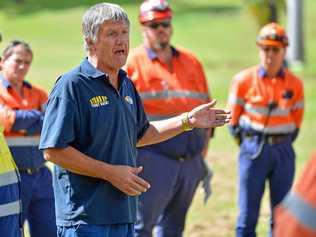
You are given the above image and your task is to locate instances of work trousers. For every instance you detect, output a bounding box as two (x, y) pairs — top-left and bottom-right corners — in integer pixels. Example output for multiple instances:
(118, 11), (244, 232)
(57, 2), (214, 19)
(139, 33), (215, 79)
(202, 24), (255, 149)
(236, 138), (295, 237)
(135, 149), (204, 237)
(57, 224), (135, 237)
(20, 166), (56, 237)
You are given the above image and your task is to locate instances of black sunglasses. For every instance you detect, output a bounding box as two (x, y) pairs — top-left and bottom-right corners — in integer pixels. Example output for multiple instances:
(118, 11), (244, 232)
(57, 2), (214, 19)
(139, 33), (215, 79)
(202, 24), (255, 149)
(147, 21), (171, 29)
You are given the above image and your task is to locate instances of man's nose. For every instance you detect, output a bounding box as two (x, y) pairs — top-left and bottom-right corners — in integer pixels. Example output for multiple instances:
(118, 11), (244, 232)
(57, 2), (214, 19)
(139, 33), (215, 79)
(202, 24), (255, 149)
(18, 63), (27, 69)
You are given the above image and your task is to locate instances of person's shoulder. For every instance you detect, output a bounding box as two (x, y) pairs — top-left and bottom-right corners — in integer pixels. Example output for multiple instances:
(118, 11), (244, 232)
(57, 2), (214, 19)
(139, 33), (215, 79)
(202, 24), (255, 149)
(284, 68), (304, 86)
(126, 45), (147, 69)
(49, 65), (83, 98)
(176, 47), (200, 60)
(233, 66), (257, 83)
(128, 45), (147, 59)
(28, 83), (47, 96)
(55, 65), (82, 87)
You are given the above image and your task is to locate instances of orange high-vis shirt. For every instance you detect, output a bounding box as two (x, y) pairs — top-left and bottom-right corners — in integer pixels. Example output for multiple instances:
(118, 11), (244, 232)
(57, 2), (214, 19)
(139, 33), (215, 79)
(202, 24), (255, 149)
(126, 46), (210, 120)
(228, 66), (304, 134)
(274, 152), (316, 237)
(0, 79), (47, 136)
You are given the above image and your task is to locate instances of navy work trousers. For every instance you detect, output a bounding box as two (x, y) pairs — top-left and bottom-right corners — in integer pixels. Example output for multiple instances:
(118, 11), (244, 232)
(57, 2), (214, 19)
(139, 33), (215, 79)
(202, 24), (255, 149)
(135, 149), (204, 237)
(236, 138), (295, 237)
(20, 166), (56, 237)
(57, 224), (134, 237)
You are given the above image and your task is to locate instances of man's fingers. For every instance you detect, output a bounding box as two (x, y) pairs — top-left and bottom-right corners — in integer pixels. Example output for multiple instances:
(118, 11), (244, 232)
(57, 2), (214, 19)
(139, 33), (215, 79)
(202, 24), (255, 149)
(132, 166), (143, 174)
(133, 175), (151, 190)
(124, 175), (150, 196)
(213, 109), (231, 114)
(131, 166), (150, 189)
(124, 186), (142, 196)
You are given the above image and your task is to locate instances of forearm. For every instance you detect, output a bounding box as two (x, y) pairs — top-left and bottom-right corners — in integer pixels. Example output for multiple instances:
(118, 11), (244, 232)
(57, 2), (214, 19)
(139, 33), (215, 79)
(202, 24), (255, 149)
(43, 146), (112, 181)
(137, 100), (231, 147)
(12, 109), (43, 132)
(137, 115), (183, 147)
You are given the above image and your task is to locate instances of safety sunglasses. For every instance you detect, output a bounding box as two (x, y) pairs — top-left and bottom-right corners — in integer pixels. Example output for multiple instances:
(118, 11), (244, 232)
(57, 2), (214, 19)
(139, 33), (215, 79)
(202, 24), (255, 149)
(261, 46), (281, 53)
(147, 21), (171, 29)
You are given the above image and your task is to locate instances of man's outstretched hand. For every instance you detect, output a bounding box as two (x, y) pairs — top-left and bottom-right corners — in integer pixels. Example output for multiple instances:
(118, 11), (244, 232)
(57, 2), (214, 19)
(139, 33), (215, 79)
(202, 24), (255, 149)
(188, 100), (231, 128)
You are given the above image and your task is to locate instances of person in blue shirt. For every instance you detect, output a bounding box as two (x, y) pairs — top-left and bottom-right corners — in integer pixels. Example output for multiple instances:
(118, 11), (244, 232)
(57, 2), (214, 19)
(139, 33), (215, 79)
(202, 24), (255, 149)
(39, 3), (231, 237)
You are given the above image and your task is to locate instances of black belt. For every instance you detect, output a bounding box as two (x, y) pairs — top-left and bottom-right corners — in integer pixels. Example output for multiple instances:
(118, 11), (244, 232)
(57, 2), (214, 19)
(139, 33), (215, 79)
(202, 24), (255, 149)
(264, 134), (290, 144)
(19, 166), (43, 175)
(244, 133), (291, 145)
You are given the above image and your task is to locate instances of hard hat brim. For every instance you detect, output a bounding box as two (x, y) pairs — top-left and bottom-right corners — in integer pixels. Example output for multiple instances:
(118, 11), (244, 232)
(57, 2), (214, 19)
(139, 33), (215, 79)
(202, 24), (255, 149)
(257, 40), (287, 48)
(139, 11), (172, 24)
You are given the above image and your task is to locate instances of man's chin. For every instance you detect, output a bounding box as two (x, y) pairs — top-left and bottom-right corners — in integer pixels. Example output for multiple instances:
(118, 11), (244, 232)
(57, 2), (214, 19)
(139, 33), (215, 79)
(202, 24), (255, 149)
(153, 42), (168, 50)
(113, 57), (128, 68)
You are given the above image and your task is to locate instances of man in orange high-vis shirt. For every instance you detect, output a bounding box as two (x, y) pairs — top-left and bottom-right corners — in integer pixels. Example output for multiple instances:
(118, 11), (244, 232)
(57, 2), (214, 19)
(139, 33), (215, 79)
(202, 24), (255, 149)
(126, 1), (213, 236)
(0, 40), (56, 237)
(274, 151), (316, 237)
(228, 23), (304, 237)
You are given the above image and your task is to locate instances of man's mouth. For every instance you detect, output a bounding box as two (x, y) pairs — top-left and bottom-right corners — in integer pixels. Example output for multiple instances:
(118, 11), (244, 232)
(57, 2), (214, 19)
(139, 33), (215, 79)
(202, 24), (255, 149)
(114, 49), (125, 55)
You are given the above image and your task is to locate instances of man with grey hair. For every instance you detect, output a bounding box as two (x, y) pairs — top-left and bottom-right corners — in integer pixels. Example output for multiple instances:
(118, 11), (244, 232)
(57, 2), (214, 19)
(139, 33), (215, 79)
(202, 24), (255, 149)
(39, 3), (230, 237)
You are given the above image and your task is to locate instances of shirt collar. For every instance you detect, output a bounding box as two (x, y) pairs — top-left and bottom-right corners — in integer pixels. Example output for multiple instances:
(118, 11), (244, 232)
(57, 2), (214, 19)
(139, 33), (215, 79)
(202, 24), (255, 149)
(145, 46), (180, 60)
(79, 57), (127, 82)
(258, 66), (285, 79)
(80, 58), (106, 79)
(0, 76), (32, 89)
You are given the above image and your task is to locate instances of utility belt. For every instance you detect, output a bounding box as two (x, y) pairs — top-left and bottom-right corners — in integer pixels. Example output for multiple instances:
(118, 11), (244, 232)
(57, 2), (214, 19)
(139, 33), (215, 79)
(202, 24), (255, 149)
(244, 133), (291, 145)
(18, 165), (44, 175)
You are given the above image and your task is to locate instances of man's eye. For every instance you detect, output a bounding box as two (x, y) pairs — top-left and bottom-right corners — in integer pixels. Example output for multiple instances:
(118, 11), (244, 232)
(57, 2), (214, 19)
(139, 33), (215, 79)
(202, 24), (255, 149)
(108, 32), (117, 36)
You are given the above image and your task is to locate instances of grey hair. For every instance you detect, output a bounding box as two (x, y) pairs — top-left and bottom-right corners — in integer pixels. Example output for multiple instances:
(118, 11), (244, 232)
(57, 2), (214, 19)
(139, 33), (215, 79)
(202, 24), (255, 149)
(82, 2), (130, 51)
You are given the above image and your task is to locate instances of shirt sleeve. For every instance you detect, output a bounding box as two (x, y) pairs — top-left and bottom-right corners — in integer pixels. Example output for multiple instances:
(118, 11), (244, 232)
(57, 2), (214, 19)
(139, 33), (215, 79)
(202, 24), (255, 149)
(39, 96), (78, 149)
(228, 76), (246, 126)
(0, 96), (16, 132)
(292, 80), (304, 128)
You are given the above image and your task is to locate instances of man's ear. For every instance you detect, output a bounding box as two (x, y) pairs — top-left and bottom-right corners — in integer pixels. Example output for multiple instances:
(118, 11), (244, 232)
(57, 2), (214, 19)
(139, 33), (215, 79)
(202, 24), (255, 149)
(85, 38), (95, 51)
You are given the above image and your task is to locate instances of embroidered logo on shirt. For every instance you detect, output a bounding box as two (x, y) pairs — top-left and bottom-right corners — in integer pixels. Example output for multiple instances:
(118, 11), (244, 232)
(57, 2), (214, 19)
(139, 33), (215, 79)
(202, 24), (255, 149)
(90, 96), (109, 108)
(125, 96), (133, 105)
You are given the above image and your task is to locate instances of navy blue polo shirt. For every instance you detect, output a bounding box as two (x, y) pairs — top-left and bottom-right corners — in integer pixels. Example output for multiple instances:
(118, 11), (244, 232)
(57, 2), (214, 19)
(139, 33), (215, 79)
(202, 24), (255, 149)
(39, 58), (149, 226)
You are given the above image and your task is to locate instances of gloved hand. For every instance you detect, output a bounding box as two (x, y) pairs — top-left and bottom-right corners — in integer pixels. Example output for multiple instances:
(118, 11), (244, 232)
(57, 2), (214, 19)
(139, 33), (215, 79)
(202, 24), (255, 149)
(228, 125), (242, 145)
(201, 159), (213, 205)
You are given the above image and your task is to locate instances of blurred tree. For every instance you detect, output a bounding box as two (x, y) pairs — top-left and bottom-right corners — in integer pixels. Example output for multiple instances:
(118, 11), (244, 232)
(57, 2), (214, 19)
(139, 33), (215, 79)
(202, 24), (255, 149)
(243, 0), (286, 27)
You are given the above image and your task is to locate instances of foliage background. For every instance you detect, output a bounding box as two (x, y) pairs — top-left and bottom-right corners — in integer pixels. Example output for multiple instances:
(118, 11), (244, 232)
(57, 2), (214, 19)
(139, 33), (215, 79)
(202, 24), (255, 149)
(0, 0), (315, 236)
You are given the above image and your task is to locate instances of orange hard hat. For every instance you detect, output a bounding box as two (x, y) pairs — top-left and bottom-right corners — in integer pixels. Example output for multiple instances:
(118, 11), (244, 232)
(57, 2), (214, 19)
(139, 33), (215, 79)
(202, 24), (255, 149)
(256, 23), (289, 48)
(139, 0), (172, 24)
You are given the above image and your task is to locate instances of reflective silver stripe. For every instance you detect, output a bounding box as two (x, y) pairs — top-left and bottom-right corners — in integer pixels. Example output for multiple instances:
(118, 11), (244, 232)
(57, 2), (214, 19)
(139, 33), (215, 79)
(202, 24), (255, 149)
(139, 90), (209, 100)
(239, 115), (296, 134)
(245, 103), (290, 117)
(5, 136), (40, 147)
(292, 101), (305, 110)
(228, 95), (245, 106)
(0, 171), (19, 187)
(147, 115), (174, 121)
(0, 201), (21, 217)
(282, 192), (316, 231)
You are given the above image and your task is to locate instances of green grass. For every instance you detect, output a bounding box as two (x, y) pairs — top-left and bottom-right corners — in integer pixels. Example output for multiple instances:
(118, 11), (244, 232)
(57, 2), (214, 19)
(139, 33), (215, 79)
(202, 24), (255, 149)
(1, 1), (315, 236)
